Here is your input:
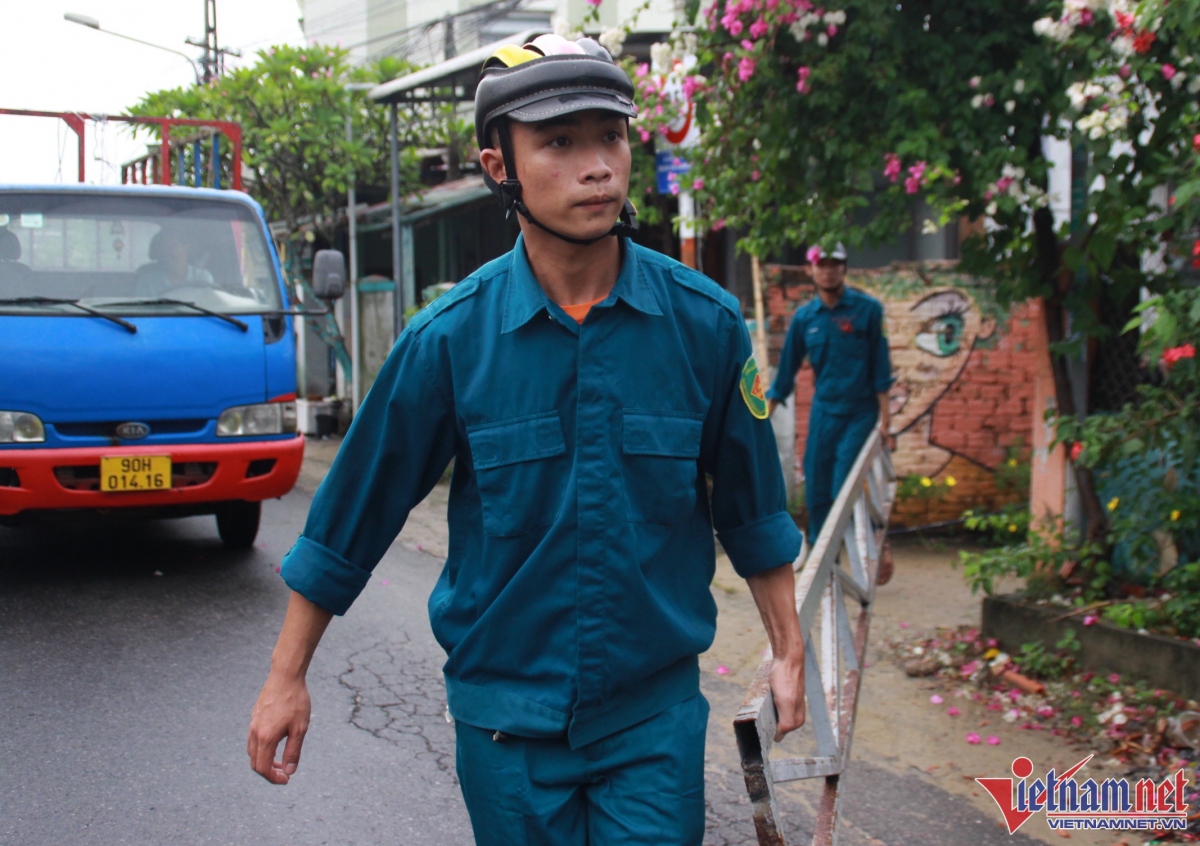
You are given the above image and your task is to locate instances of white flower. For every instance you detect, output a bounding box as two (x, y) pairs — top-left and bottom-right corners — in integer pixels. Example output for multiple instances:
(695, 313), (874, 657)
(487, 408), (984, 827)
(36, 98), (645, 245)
(971, 94), (985, 108)
(1013, 78), (1025, 94)
(1003, 708), (1020, 723)
(823, 9), (847, 25)
(921, 219), (939, 234)
(650, 42), (673, 74)
(1170, 70), (1187, 90)
(598, 27), (626, 57)
(969, 75), (982, 88)
(817, 32), (829, 47)
(1005, 100), (1016, 113)
(1033, 16), (1072, 42)
(985, 201), (998, 216)
(1112, 35), (1134, 57)
(1188, 76), (1200, 94)
(552, 15), (572, 37)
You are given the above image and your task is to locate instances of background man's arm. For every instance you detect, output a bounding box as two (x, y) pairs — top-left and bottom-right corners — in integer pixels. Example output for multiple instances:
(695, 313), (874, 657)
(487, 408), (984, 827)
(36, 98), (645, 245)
(746, 564), (806, 739)
(247, 592), (332, 784)
(869, 302), (896, 450)
(766, 312), (807, 417)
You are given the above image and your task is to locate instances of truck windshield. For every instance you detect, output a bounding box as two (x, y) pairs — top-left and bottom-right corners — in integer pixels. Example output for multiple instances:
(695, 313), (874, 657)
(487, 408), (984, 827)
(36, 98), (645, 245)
(0, 193), (282, 314)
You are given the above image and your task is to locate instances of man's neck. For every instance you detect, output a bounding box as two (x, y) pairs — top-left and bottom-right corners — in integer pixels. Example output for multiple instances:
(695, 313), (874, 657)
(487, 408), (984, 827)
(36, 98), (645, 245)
(520, 220), (622, 306)
(816, 284), (845, 309)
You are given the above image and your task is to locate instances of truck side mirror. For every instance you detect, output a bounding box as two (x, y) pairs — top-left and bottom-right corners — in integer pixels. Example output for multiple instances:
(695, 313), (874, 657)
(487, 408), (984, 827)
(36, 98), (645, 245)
(312, 249), (347, 300)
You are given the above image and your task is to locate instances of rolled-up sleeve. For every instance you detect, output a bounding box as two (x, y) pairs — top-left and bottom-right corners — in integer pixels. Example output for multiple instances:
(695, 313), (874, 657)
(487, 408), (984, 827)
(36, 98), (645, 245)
(869, 301), (895, 394)
(705, 311), (802, 578)
(280, 324), (457, 615)
(766, 310), (807, 402)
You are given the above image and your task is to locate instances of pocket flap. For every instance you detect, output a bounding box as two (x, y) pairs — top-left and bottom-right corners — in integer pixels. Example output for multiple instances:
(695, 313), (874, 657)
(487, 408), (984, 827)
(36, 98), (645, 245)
(622, 410), (703, 458)
(468, 411), (566, 470)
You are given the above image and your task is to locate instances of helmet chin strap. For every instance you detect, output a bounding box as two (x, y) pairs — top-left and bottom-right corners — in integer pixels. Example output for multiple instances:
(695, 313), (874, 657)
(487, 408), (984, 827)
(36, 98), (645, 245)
(497, 120), (638, 247)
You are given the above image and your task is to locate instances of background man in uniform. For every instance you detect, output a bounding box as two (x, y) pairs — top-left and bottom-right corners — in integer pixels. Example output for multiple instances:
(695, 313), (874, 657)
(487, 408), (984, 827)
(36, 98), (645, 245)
(767, 244), (894, 577)
(247, 35), (806, 846)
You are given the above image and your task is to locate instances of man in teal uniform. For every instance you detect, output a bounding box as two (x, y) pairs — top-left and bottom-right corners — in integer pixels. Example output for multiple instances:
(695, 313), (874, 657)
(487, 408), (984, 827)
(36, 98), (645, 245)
(247, 35), (805, 846)
(767, 244), (894, 543)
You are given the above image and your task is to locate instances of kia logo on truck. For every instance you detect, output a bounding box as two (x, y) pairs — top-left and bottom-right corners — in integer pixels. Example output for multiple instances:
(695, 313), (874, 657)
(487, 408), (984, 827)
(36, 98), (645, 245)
(115, 422), (150, 440)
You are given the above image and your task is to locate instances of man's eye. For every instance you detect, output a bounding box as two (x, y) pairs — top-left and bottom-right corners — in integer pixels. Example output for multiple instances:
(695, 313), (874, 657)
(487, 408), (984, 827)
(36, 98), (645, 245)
(549, 136), (570, 148)
(605, 130), (621, 142)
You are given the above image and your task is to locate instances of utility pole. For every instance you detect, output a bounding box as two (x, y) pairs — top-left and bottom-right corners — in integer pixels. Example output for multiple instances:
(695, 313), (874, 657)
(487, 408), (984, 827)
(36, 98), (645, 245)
(186, 0), (240, 83)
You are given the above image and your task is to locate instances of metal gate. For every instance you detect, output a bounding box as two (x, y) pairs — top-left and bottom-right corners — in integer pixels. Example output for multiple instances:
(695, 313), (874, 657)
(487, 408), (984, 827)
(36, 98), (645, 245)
(735, 429), (897, 846)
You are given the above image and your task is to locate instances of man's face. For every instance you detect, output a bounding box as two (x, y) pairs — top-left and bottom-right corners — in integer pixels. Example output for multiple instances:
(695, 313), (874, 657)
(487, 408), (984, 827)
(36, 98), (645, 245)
(496, 110), (631, 242)
(811, 258), (846, 292)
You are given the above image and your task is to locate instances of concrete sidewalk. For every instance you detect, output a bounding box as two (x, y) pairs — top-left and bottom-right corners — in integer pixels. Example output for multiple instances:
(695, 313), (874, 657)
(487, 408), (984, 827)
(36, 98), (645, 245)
(295, 437), (1102, 845)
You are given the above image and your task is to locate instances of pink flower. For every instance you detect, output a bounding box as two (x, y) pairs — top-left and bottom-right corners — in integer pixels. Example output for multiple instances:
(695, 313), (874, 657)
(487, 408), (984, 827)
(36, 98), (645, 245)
(1036, 705), (1054, 718)
(904, 176), (921, 194)
(1163, 63), (1177, 81)
(750, 16), (769, 38)
(1162, 344), (1196, 368)
(636, 63), (649, 77)
(806, 245), (823, 263)
(883, 152), (901, 182)
(585, 0), (602, 6)
(712, 218), (727, 231)
(722, 51), (735, 66)
(1078, 8), (1093, 25)
(1107, 673), (1121, 684)
(995, 175), (1014, 194)
(670, 183), (681, 196)
(738, 56), (757, 82)
(966, 732), (981, 744)
(1070, 715), (1084, 727)
(946, 706), (961, 717)
(692, 177), (705, 191)
(1082, 614), (1098, 626)
(767, 0), (780, 8)
(959, 660), (980, 677)
(638, 128), (652, 143)
(751, 169), (761, 181)
(682, 76), (701, 99)
(986, 736), (1001, 745)
(983, 93), (995, 107)
(1194, 133), (1200, 151)
(904, 161), (927, 195)
(1119, 64), (1132, 79)
(380, 579), (390, 586)
(1008, 689), (1022, 701)
(716, 665), (729, 674)
(930, 694), (944, 704)
(899, 621), (910, 629)
(796, 66), (811, 94)
(726, 17), (745, 36)
(827, 24), (838, 37)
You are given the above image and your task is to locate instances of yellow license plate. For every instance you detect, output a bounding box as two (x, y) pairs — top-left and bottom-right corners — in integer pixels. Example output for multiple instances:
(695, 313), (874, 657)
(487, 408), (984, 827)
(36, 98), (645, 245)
(99, 455), (172, 492)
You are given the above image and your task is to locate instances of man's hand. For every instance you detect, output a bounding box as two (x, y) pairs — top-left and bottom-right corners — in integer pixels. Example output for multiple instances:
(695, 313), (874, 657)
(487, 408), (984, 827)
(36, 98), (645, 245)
(247, 670), (312, 784)
(247, 591), (333, 785)
(745, 564), (807, 741)
(768, 652), (806, 740)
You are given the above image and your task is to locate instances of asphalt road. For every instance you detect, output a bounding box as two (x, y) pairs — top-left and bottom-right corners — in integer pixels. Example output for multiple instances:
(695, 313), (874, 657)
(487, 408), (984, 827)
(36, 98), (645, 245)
(0, 488), (1043, 846)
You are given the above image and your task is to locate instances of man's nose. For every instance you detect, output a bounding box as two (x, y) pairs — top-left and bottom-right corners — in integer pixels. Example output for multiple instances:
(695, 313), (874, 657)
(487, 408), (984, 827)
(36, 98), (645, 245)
(580, 147), (614, 183)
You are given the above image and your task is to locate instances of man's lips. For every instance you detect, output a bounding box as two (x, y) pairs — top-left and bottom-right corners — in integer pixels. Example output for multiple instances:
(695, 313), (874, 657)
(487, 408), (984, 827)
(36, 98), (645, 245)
(576, 195), (618, 207)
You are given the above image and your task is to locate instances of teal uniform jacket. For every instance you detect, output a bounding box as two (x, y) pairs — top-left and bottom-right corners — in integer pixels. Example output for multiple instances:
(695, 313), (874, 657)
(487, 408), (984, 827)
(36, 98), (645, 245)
(281, 235), (801, 750)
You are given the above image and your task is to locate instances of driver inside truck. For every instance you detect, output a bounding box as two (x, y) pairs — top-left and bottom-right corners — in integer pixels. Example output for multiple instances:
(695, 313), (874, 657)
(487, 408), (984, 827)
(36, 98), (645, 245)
(134, 226), (214, 296)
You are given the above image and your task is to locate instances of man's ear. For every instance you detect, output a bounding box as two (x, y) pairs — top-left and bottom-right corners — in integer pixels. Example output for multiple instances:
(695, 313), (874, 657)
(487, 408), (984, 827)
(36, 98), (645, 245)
(480, 147), (507, 184)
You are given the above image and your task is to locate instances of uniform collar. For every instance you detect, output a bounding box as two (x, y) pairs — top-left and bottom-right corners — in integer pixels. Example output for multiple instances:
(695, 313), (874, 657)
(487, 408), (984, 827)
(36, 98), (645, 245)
(815, 285), (856, 312)
(501, 234), (662, 334)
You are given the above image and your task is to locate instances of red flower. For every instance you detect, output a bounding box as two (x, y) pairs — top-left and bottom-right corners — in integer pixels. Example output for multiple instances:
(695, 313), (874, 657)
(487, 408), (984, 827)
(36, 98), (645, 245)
(1069, 441), (1084, 462)
(1133, 30), (1156, 54)
(1162, 344), (1196, 369)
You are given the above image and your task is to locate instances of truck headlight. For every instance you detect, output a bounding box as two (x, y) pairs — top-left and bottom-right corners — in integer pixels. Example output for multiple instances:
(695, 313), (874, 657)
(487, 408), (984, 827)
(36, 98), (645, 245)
(216, 402), (297, 437)
(0, 411), (46, 443)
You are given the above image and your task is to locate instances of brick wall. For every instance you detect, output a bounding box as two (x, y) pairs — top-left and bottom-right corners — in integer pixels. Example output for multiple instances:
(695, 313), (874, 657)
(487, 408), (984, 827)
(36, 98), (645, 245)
(764, 263), (1039, 528)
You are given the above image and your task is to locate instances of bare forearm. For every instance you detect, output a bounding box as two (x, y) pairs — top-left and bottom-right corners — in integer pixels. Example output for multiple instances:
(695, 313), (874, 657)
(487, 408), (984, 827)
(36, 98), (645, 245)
(746, 564), (803, 662)
(877, 392), (890, 435)
(270, 591), (333, 679)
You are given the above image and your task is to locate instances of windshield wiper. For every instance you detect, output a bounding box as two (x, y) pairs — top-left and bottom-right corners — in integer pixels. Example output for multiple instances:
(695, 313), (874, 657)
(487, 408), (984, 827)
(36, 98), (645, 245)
(102, 298), (249, 332)
(0, 296), (137, 334)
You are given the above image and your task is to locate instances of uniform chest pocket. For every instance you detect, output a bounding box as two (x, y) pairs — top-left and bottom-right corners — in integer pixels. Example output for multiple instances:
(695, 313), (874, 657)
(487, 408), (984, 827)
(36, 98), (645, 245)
(830, 320), (869, 357)
(467, 411), (568, 537)
(621, 409), (704, 524)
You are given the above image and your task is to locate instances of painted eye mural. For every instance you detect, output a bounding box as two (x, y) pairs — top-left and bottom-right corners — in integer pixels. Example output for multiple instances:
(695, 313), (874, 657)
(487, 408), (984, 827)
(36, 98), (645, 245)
(916, 311), (966, 357)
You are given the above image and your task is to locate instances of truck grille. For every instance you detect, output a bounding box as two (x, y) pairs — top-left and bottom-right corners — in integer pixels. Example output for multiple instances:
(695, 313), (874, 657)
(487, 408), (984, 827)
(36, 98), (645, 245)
(53, 462), (217, 491)
(54, 420), (208, 438)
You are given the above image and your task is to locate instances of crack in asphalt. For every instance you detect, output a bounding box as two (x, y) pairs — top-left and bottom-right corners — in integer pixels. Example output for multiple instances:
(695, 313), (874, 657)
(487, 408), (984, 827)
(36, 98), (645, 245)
(337, 637), (459, 780)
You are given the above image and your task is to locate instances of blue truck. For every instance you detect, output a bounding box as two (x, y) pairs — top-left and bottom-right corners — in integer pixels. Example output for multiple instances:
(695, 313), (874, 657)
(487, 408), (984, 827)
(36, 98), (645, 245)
(0, 184), (310, 547)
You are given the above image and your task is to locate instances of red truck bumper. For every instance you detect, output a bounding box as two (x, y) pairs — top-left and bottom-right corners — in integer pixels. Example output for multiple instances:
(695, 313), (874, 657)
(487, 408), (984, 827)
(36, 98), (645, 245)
(0, 436), (305, 517)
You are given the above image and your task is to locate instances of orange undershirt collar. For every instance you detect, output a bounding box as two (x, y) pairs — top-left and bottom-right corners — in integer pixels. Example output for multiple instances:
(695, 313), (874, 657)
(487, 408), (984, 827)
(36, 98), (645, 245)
(559, 294), (608, 324)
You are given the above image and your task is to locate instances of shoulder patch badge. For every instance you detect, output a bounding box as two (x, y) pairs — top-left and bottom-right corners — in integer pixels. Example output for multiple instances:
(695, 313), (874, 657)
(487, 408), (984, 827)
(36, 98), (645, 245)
(739, 356), (769, 420)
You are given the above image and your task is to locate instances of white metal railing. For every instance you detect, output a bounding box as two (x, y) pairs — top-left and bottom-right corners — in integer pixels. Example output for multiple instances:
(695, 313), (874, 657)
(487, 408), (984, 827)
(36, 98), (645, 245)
(735, 429), (897, 846)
